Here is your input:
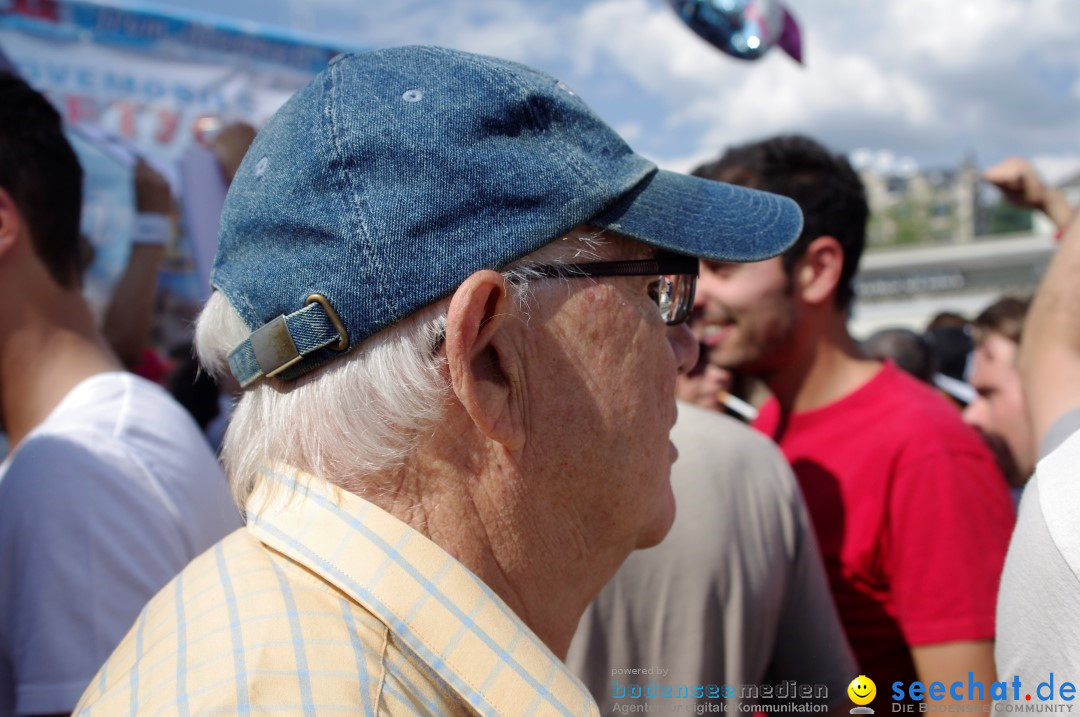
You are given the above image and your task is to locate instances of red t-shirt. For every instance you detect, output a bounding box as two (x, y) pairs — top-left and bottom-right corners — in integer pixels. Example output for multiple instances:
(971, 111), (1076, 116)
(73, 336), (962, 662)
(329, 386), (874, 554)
(753, 362), (1015, 687)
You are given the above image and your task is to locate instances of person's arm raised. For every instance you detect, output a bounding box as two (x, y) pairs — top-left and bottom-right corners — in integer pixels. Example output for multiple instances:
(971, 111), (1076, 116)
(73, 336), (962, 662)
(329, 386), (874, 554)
(984, 157), (1076, 231)
(1018, 213), (1080, 448)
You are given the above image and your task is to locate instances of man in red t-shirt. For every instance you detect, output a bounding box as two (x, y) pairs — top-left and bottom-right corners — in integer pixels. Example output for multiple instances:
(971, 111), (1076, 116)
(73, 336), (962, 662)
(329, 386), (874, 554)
(690, 136), (1014, 704)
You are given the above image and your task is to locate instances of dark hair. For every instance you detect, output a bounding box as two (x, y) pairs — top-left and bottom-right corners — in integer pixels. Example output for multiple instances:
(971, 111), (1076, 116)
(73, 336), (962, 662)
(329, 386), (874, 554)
(925, 311), (968, 331)
(168, 345), (222, 431)
(924, 326), (972, 381)
(693, 135), (869, 311)
(862, 328), (938, 384)
(972, 296), (1030, 346)
(0, 72), (84, 289)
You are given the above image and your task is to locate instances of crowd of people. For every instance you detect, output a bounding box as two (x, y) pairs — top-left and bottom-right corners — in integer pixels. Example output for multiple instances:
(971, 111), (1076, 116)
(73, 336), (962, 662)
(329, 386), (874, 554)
(0, 43), (1078, 716)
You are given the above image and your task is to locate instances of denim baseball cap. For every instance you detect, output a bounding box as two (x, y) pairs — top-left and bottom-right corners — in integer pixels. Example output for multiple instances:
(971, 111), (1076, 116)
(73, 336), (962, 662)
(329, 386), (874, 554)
(215, 45), (802, 387)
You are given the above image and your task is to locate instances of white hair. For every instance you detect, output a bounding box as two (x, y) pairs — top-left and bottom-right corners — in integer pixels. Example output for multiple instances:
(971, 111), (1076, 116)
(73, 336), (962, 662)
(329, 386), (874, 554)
(195, 230), (617, 507)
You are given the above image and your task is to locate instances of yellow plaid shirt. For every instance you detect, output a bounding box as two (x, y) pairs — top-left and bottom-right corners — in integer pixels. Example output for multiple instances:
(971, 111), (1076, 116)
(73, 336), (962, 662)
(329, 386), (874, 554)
(75, 465), (600, 716)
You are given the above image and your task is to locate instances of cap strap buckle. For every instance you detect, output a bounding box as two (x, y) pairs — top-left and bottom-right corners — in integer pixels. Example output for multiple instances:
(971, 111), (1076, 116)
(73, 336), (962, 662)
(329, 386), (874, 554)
(227, 293), (349, 387)
(251, 315), (302, 379)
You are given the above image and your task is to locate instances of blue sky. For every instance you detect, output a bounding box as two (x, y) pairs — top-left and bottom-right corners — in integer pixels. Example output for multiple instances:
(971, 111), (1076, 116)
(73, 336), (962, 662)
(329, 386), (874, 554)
(164, 0), (1080, 182)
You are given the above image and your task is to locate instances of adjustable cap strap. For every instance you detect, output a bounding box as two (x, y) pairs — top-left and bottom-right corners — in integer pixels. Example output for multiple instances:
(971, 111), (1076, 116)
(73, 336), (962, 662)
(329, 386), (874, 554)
(227, 294), (349, 388)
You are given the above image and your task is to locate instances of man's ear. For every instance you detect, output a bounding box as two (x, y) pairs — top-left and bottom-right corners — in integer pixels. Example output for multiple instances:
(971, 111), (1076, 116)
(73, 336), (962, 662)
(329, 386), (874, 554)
(444, 270), (523, 450)
(0, 187), (22, 258)
(793, 236), (844, 306)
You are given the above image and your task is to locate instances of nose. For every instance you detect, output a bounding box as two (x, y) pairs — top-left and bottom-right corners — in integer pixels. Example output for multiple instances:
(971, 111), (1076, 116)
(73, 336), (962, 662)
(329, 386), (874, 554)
(668, 322), (699, 375)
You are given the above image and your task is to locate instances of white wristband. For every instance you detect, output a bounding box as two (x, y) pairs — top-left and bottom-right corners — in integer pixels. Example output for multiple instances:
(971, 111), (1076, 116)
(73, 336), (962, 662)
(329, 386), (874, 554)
(131, 212), (172, 246)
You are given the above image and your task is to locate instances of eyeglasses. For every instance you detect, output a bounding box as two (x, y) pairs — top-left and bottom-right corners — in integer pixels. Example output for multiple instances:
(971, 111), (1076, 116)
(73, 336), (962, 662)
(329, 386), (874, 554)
(528, 250), (698, 326)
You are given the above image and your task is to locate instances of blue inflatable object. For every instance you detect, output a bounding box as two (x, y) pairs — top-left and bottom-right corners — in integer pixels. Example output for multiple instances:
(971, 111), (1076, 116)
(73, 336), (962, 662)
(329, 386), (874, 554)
(668, 0), (803, 63)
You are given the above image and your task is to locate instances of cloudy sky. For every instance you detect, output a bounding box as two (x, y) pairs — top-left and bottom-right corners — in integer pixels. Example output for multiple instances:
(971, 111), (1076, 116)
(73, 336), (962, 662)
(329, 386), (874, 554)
(166, 0), (1080, 182)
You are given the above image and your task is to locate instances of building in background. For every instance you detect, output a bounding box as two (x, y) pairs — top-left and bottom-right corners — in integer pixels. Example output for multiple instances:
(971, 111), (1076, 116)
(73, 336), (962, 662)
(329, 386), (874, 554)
(851, 233), (1053, 337)
(862, 159), (982, 247)
(848, 156), (1078, 336)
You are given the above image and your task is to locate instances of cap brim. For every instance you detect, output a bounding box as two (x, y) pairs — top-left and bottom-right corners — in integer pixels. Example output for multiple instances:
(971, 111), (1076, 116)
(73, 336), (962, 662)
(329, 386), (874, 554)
(590, 168), (803, 262)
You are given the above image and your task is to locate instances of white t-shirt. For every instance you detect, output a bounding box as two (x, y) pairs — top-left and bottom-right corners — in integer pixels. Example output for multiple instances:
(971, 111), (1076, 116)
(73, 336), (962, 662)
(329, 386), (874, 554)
(0, 372), (241, 716)
(996, 409), (1080, 703)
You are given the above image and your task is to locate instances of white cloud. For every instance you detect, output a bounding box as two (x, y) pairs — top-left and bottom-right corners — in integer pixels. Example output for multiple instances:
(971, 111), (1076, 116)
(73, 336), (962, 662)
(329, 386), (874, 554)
(569, 0), (939, 158)
(564, 0), (1080, 168)
(265, 0), (1080, 171)
(280, 0), (571, 65)
(851, 149), (920, 176)
(882, 0), (1025, 68)
(658, 148), (717, 174)
(1031, 155), (1080, 186)
(614, 121), (644, 144)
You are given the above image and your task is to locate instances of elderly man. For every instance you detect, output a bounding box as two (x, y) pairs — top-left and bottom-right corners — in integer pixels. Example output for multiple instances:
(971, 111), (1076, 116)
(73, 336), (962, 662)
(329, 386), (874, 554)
(75, 47), (801, 715)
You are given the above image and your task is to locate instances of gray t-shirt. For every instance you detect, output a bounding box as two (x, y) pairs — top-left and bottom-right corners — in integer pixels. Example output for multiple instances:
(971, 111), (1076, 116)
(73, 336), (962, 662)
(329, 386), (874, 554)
(566, 403), (855, 712)
(995, 408), (1080, 703)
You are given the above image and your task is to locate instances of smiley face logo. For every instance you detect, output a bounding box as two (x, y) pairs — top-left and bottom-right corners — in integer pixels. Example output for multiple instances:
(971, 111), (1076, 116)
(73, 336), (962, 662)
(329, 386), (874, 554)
(848, 675), (876, 706)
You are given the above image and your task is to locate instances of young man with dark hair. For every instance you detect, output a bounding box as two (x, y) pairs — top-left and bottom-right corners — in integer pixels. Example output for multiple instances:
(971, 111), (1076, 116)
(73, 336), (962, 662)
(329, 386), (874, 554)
(0, 72), (239, 717)
(693, 134), (868, 312)
(0, 73), (85, 290)
(692, 134), (1015, 702)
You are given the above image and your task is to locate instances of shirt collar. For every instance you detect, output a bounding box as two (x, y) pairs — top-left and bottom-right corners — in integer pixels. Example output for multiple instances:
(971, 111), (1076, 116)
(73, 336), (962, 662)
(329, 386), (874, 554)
(245, 464), (598, 717)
